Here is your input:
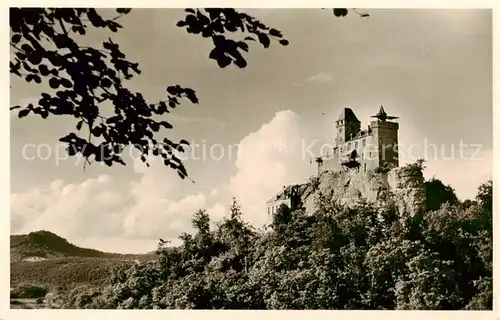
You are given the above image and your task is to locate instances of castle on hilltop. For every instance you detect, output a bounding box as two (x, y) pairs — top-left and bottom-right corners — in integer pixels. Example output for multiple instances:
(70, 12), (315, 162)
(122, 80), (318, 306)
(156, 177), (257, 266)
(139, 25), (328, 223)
(266, 105), (401, 216)
(316, 105), (400, 174)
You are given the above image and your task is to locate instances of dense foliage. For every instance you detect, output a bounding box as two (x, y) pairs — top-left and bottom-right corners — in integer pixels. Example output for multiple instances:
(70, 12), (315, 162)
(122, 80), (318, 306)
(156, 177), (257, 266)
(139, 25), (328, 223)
(425, 178), (459, 212)
(10, 283), (48, 299)
(10, 257), (136, 291)
(61, 178), (493, 310)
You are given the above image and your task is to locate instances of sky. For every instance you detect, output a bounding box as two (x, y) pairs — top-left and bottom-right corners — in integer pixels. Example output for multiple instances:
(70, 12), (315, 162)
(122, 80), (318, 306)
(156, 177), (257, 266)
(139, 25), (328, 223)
(9, 9), (492, 253)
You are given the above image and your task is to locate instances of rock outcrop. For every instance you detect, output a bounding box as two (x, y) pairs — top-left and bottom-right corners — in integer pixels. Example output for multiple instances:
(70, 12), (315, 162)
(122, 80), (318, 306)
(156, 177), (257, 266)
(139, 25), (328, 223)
(297, 163), (426, 216)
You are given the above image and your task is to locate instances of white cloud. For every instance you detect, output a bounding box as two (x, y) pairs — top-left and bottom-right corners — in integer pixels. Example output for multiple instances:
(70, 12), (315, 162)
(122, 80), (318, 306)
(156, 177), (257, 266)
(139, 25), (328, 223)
(77, 237), (160, 254)
(228, 110), (311, 227)
(10, 156), (227, 253)
(10, 111), (315, 252)
(11, 175), (128, 240)
(306, 72), (333, 83)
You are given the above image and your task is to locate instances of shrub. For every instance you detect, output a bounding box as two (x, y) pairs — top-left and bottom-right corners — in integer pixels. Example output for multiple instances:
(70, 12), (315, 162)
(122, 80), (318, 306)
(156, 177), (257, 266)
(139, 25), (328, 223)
(11, 283), (48, 299)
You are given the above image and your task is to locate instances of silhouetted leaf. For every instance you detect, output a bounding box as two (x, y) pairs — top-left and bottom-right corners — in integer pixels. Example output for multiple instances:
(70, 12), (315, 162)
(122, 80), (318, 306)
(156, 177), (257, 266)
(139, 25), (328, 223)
(234, 57), (247, 68)
(101, 78), (112, 88)
(333, 8), (348, 17)
(269, 28), (282, 37)
(216, 55), (231, 68)
(8, 8), (298, 177)
(257, 33), (270, 48)
(49, 78), (59, 89)
(38, 64), (49, 76)
(107, 21), (121, 32)
(116, 8), (132, 14)
(60, 78), (72, 88)
(160, 121), (173, 129)
(176, 20), (187, 27)
(11, 34), (21, 44)
(18, 109), (30, 118)
(237, 41), (249, 52)
(21, 43), (32, 53)
(87, 9), (105, 27)
(150, 122), (160, 132)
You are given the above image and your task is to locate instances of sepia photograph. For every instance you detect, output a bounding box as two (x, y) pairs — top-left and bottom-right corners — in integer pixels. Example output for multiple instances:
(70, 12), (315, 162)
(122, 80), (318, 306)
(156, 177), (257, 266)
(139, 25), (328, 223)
(6, 6), (494, 312)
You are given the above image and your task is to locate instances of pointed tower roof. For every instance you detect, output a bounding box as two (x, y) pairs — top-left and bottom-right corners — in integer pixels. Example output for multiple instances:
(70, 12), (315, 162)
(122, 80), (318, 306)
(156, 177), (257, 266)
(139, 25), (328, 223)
(337, 108), (360, 122)
(371, 105), (399, 122)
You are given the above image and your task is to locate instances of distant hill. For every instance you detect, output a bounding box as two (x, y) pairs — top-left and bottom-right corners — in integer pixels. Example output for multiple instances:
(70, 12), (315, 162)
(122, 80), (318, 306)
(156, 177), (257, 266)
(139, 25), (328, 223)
(10, 230), (156, 262)
(10, 230), (157, 292)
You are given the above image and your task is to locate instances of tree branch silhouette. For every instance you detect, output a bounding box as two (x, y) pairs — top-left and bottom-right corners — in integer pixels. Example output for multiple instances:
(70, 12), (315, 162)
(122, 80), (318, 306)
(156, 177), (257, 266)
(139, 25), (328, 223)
(10, 8), (363, 180)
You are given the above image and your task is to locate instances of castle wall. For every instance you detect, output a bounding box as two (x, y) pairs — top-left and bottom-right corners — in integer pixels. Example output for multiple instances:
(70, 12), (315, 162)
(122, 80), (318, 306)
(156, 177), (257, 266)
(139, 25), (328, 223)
(321, 119), (399, 175)
(323, 134), (379, 173)
(266, 199), (292, 216)
(270, 107), (409, 218)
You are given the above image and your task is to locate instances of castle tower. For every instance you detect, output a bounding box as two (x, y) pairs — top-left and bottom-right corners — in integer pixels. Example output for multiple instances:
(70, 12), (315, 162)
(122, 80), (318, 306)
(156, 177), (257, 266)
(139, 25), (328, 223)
(335, 107), (361, 145)
(370, 105), (399, 169)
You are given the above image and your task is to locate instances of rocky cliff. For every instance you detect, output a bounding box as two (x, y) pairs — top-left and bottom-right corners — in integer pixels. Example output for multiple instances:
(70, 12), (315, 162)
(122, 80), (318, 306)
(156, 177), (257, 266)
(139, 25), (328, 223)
(296, 162), (427, 216)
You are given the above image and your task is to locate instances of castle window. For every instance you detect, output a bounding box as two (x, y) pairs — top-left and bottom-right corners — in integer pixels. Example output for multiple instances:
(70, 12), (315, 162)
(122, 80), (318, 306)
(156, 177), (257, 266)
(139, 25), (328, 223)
(362, 139), (366, 147)
(268, 207), (270, 215)
(355, 141), (358, 149)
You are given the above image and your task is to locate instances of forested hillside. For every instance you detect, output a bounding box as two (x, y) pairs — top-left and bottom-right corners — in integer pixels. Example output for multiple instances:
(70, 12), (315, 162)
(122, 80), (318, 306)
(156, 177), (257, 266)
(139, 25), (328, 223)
(61, 177), (492, 310)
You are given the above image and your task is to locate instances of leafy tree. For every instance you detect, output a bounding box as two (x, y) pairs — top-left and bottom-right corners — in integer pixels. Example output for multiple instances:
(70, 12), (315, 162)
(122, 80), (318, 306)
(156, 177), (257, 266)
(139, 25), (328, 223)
(476, 179), (492, 213)
(424, 178), (459, 212)
(10, 283), (48, 299)
(10, 8), (363, 179)
(85, 177), (494, 309)
(59, 179), (492, 309)
(13, 9), (492, 311)
(9, 8), (288, 178)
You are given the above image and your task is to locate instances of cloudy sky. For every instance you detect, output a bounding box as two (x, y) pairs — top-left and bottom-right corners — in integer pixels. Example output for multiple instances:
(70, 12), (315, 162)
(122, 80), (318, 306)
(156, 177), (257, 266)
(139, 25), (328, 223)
(9, 9), (492, 253)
